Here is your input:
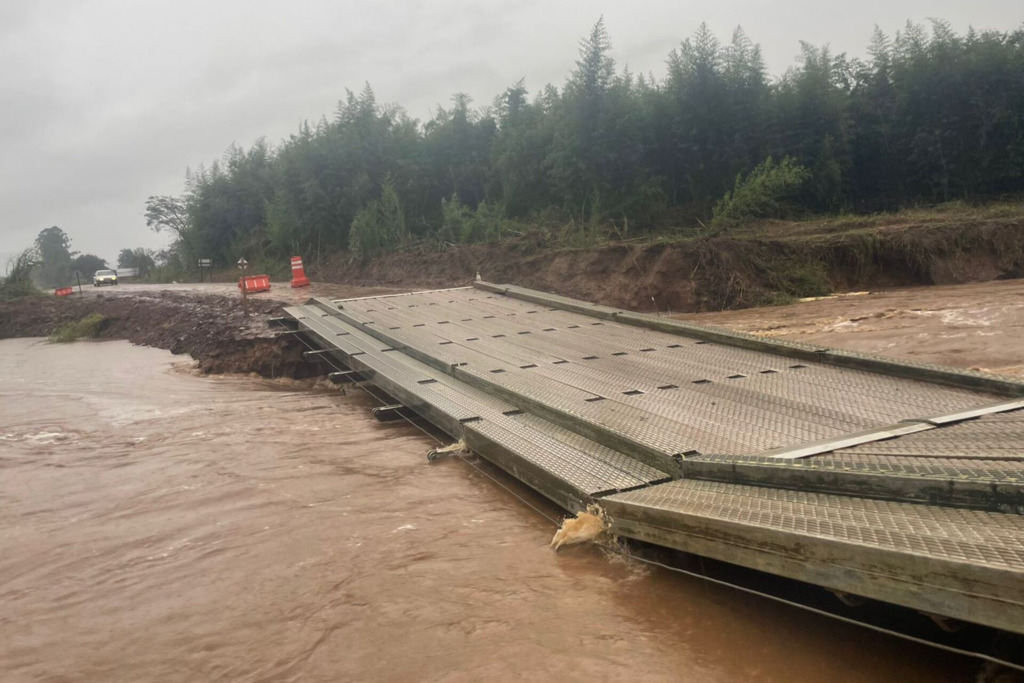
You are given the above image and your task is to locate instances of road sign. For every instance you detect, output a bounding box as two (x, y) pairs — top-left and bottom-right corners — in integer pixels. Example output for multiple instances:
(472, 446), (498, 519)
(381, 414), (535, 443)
(237, 257), (248, 268)
(198, 258), (212, 268)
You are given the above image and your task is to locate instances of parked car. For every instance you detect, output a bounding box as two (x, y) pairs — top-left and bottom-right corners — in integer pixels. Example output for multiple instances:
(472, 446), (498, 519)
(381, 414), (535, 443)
(93, 269), (118, 286)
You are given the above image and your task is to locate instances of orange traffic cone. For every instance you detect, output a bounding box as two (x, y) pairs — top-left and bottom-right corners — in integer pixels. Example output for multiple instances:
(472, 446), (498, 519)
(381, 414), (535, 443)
(290, 256), (310, 288)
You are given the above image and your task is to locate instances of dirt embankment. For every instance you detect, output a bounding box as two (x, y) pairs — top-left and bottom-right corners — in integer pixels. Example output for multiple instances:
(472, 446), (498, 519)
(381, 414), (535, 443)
(0, 292), (313, 378)
(318, 219), (1024, 312)
(4, 218), (1022, 378)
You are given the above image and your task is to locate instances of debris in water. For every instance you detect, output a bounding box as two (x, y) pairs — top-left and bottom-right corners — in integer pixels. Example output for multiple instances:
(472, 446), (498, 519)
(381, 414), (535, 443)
(797, 291), (870, 303)
(550, 505), (606, 550)
(427, 439), (467, 462)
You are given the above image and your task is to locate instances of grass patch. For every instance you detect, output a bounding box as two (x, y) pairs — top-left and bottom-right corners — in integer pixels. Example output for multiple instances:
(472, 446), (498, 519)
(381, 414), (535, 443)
(761, 199), (1024, 237)
(0, 280), (41, 302)
(49, 313), (108, 343)
(770, 261), (832, 298)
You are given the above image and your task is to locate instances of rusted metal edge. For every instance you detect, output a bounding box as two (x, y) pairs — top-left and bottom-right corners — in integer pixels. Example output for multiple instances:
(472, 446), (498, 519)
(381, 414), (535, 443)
(473, 282), (1024, 397)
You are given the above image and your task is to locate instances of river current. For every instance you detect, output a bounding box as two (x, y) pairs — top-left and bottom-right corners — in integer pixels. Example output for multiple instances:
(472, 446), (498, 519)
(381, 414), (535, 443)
(0, 338), (973, 681)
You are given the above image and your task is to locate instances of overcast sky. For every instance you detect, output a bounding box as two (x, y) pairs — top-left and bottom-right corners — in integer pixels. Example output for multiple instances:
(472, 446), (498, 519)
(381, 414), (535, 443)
(1, 0), (1020, 270)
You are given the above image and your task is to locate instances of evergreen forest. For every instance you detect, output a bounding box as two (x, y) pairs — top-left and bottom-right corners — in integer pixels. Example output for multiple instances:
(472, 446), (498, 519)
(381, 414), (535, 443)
(144, 19), (1024, 270)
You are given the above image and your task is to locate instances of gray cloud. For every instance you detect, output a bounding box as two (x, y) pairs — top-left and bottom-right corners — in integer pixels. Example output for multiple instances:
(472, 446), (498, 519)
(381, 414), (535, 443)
(2, 0), (1019, 269)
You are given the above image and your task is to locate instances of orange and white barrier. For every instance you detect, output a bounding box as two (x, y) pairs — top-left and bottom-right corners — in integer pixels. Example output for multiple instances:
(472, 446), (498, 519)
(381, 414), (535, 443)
(55, 287), (74, 297)
(238, 274), (271, 294)
(290, 256), (310, 288)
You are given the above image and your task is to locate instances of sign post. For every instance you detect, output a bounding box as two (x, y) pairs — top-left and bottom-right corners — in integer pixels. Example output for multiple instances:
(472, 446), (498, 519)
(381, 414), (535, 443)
(75, 271), (82, 295)
(237, 257), (249, 316)
(197, 258), (212, 282)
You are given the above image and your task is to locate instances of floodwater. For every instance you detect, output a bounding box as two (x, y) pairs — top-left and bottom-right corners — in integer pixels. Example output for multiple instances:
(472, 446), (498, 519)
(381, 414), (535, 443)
(0, 339), (977, 682)
(682, 278), (1024, 378)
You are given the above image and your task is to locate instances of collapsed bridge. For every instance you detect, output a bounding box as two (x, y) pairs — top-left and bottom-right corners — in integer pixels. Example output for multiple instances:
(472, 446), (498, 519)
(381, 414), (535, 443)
(277, 282), (1024, 634)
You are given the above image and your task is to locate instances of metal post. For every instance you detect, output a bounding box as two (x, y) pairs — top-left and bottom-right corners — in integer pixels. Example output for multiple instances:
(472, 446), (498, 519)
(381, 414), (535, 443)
(75, 271), (82, 295)
(237, 257), (249, 316)
(198, 258), (212, 282)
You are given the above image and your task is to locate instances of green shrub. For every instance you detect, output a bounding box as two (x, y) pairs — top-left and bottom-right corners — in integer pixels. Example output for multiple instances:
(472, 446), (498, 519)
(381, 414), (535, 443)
(711, 156), (811, 229)
(771, 261), (832, 298)
(439, 196), (520, 245)
(439, 194), (472, 243)
(49, 313), (107, 343)
(349, 177), (407, 261)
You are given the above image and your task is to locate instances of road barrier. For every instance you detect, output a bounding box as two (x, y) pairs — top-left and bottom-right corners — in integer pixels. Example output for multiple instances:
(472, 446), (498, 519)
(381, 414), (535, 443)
(54, 287), (74, 297)
(290, 256), (310, 288)
(238, 274), (271, 294)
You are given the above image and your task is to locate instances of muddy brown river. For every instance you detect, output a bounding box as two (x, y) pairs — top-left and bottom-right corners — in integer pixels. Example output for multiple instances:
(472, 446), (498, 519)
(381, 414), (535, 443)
(0, 338), (978, 681)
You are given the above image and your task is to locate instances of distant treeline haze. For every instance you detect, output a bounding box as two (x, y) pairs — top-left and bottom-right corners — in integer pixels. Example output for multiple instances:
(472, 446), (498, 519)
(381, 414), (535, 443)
(146, 19), (1024, 268)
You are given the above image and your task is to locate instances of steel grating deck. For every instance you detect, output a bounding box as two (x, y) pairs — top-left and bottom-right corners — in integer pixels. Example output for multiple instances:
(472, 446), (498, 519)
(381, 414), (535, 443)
(281, 282), (1024, 633)
(328, 287), (1022, 471)
(599, 479), (1024, 633)
(283, 301), (668, 512)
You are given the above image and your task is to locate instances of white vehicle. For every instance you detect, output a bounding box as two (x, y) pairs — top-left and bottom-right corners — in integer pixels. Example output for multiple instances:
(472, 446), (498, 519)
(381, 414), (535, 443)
(93, 269), (118, 286)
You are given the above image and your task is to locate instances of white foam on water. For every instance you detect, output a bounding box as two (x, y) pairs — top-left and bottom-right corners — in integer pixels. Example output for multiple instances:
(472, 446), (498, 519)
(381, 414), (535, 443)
(2, 430), (78, 445)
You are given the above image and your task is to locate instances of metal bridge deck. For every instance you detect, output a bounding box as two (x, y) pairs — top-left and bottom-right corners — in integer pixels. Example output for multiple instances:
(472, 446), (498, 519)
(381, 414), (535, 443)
(283, 302), (668, 512)
(600, 478), (1024, 633)
(281, 282), (1024, 634)
(330, 287), (1020, 466)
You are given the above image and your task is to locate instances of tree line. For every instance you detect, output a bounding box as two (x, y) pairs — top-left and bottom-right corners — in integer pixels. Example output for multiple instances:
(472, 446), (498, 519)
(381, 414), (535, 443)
(4, 225), (159, 291)
(146, 18), (1024, 269)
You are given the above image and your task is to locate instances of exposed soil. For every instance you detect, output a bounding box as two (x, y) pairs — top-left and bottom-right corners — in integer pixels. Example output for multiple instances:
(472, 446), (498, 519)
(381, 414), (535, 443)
(317, 219), (1024, 313)
(0, 284), (411, 377)
(0, 291), (306, 376)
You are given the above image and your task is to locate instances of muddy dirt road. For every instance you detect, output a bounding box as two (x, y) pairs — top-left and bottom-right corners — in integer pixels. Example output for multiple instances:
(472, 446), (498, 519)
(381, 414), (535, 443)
(680, 278), (1024, 378)
(82, 281), (405, 305)
(0, 339), (977, 682)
